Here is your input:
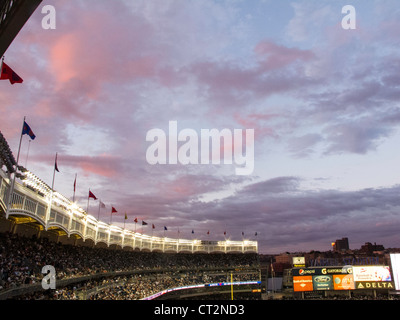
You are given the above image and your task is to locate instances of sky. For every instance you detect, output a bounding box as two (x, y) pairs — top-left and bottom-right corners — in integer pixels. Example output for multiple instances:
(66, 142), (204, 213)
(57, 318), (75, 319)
(1, 0), (400, 254)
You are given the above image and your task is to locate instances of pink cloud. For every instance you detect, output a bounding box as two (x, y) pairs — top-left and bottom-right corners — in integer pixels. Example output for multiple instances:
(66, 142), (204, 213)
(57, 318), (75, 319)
(50, 33), (79, 86)
(31, 153), (122, 178)
(254, 40), (314, 71)
(233, 113), (279, 141)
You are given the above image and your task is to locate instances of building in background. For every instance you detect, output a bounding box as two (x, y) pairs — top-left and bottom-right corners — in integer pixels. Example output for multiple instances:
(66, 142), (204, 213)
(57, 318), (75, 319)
(332, 237), (349, 252)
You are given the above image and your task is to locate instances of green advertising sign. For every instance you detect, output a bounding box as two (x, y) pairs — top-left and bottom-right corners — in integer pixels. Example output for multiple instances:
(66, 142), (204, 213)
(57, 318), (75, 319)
(312, 275), (333, 290)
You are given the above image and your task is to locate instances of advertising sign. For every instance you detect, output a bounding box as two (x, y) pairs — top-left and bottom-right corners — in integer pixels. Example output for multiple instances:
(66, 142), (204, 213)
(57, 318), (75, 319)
(292, 267), (352, 277)
(293, 276), (313, 292)
(352, 266), (392, 282)
(355, 281), (394, 290)
(293, 257), (306, 268)
(312, 275), (333, 290)
(333, 274), (355, 290)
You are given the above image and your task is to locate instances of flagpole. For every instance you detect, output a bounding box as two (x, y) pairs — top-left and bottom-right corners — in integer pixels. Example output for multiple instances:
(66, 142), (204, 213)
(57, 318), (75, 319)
(86, 190), (90, 214)
(97, 199), (101, 220)
(6, 116), (26, 218)
(15, 116), (25, 168)
(51, 153), (57, 191)
(24, 140), (31, 167)
(45, 152), (58, 231)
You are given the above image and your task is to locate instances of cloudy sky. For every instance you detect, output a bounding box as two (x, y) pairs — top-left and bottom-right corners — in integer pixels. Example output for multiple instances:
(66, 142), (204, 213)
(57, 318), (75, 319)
(1, 0), (400, 253)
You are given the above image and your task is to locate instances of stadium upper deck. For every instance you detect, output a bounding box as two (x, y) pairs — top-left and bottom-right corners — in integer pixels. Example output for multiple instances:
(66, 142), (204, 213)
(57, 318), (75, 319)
(0, 131), (257, 253)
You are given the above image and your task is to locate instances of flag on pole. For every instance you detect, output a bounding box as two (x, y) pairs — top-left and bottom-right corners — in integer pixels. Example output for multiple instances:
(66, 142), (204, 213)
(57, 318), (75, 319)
(192, 230), (194, 234)
(207, 230), (210, 235)
(87, 189), (97, 215)
(0, 61), (23, 84)
(50, 153), (59, 191)
(164, 226), (168, 231)
(73, 173), (77, 202)
(142, 221), (148, 226)
(152, 224), (155, 229)
(88, 190), (97, 200)
(111, 207), (117, 213)
(22, 121), (35, 140)
(54, 153), (59, 172)
(134, 217), (138, 223)
(100, 201), (105, 208)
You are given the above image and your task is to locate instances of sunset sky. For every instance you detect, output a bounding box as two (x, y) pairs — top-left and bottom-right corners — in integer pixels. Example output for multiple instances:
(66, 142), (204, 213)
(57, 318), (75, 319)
(1, 0), (400, 253)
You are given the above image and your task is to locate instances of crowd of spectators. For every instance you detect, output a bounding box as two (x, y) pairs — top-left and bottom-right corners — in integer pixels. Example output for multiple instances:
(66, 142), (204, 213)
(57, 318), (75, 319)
(0, 231), (260, 297)
(89, 272), (260, 300)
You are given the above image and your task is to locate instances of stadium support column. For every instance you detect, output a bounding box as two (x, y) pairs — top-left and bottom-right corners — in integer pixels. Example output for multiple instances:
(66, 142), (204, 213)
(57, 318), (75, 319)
(44, 190), (53, 231)
(83, 218), (87, 243)
(68, 211), (73, 236)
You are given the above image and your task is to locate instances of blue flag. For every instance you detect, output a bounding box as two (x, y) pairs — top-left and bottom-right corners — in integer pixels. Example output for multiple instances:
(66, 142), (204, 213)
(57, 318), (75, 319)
(22, 121), (35, 140)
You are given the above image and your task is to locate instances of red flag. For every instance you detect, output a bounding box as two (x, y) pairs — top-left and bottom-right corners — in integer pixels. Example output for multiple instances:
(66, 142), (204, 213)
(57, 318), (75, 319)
(73, 176), (76, 192)
(88, 190), (97, 200)
(134, 217), (138, 223)
(111, 207), (117, 213)
(0, 62), (23, 84)
(152, 224), (155, 229)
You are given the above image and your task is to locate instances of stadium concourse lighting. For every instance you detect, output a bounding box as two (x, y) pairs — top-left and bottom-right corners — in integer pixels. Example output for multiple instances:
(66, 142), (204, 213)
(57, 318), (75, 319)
(86, 214), (98, 223)
(110, 225), (123, 232)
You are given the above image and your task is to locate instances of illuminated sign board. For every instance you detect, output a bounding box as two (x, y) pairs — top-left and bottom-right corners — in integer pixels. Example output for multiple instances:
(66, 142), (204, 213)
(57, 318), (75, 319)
(142, 281), (261, 300)
(293, 276), (313, 292)
(293, 257), (306, 267)
(390, 253), (400, 291)
(333, 274), (355, 290)
(292, 266), (396, 292)
(355, 281), (394, 290)
(292, 267), (352, 277)
(352, 266), (392, 282)
(312, 275), (333, 291)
